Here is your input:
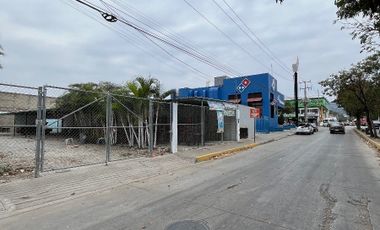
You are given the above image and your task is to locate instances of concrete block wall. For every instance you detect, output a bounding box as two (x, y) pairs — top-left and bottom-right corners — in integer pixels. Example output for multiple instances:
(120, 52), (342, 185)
(0, 91), (56, 112)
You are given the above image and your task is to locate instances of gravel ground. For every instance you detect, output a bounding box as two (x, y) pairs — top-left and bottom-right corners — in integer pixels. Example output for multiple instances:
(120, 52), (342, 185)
(0, 135), (170, 176)
(0, 134), (236, 180)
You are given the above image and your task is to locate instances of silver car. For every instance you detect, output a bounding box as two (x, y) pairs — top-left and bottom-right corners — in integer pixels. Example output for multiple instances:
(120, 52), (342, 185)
(296, 123), (314, 135)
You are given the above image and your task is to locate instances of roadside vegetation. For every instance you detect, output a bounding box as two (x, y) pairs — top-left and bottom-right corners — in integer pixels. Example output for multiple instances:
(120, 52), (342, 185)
(320, 53), (380, 137)
(277, 0), (380, 53)
(315, 0), (380, 138)
(56, 76), (172, 148)
(278, 0), (380, 137)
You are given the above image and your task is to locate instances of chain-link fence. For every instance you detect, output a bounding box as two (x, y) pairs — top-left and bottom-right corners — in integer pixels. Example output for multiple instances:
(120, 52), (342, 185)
(178, 103), (202, 146)
(0, 83), (41, 177)
(0, 83), (240, 178)
(177, 99), (238, 146)
(41, 86), (108, 171)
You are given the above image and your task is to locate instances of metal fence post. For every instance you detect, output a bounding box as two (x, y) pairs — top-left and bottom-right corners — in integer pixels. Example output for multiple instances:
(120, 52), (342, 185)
(201, 100), (205, 146)
(170, 102), (178, 153)
(236, 107), (240, 142)
(34, 87), (43, 178)
(254, 118), (256, 143)
(105, 93), (112, 164)
(40, 86), (47, 172)
(148, 99), (153, 156)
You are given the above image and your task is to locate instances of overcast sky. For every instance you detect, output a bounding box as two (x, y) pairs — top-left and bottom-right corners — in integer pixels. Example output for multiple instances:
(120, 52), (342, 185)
(0, 0), (367, 98)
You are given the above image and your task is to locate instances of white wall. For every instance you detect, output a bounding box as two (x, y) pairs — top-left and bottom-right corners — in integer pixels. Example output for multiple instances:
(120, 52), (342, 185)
(238, 105), (255, 139)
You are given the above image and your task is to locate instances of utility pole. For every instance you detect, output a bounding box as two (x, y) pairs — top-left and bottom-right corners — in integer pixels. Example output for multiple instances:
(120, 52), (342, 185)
(0, 45), (4, 69)
(300, 80), (312, 123)
(317, 89), (321, 124)
(294, 72), (299, 125)
(292, 57), (299, 126)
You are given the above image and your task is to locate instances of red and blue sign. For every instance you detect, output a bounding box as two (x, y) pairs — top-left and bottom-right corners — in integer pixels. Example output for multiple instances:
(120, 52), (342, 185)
(236, 78), (251, 93)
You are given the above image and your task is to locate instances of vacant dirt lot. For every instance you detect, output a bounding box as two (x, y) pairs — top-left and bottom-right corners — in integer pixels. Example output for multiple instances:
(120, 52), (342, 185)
(0, 135), (168, 178)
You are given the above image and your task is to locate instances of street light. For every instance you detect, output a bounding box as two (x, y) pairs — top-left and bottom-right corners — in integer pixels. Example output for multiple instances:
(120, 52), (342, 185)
(292, 57), (299, 126)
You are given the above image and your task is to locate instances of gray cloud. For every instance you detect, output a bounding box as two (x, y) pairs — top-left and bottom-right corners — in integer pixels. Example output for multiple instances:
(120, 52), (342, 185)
(0, 0), (366, 97)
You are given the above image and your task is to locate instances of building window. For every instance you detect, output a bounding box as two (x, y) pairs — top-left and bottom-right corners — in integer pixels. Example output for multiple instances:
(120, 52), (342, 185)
(240, 128), (248, 139)
(228, 94), (241, 104)
(270, 93), (274, 118)
(247, 92), (262, 108)
(0, 127), (10, 133)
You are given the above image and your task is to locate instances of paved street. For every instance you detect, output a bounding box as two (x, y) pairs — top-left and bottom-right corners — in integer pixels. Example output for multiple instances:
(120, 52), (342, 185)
(1, 127), (380, 230)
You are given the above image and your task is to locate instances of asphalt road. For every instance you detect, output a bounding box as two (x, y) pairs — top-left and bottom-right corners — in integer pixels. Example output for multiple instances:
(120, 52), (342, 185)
(1, 127), (380, 230)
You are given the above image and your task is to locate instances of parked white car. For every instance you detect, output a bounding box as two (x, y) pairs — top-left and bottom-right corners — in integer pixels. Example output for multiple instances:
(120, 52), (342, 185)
(296, 123), (314, 135)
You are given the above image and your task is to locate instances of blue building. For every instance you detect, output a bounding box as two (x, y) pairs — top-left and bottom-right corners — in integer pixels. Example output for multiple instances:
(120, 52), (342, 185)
(178, 73), (285, 132)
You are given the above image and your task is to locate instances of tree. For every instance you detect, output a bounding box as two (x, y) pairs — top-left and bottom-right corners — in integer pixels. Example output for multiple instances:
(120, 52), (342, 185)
(335, 0), (380, 52)
(283, 100), (295, 114)
(55, 77), (170, 150)
(276, 0), (380, 52)
(55, 82), (121, 143)
(125, 76), (160, 98)
(320, 52), (380, 137)
(336, 90), (364, 129)
(123, 76), (160, 148)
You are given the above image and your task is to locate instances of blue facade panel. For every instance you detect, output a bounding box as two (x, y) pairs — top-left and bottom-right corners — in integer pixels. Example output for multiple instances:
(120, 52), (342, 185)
(178, 73), (285, 132)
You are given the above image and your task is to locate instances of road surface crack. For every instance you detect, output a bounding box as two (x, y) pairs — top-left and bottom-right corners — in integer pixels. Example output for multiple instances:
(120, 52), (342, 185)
(319, 184), (337, 230)
(226, 176), (247, 190)
(0, 197), (15, 216)
(347, 195), (373, 230)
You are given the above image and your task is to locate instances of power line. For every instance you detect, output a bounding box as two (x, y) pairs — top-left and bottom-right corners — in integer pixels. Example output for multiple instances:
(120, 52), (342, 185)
(140, 32), (211, 79)
(102, 1), (241, 76)
(73, 0), (242, 78)
(61, 0), (211, 82)
(101, 0), (242, 77)
(219, 0), (293, 74)
(210, 0), (292, 82)
(183, 0), (265, 69)
(109, 0), (242, 77)
(183, 0), (292, 82)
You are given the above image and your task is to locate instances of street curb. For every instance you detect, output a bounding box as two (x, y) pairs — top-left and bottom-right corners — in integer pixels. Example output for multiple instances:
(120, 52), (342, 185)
(195, 133), (294, 163)
(354, 128), (380, 151)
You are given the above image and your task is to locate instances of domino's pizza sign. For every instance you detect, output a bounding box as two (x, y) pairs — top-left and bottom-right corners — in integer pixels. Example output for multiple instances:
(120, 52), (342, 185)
(236, 78), (251, 93)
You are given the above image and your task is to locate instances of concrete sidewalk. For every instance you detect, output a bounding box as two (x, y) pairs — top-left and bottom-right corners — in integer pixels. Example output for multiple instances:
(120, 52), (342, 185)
(0, 155), (191, 218)
(176, 129), (295, 162)
(354, 128), (380, 151)
(0, 130), (294, 218)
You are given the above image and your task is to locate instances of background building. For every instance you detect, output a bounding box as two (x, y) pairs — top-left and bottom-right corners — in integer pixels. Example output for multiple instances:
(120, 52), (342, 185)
(179, 73), (285, 132)
(284, 97), (330, 124)
(0, 91), (56, 134)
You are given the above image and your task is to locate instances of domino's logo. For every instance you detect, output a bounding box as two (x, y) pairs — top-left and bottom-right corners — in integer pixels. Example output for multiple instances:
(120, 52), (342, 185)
(237, 83), (245, 93)
(236, 78), (251, 93)
(242, 78), (250, 87)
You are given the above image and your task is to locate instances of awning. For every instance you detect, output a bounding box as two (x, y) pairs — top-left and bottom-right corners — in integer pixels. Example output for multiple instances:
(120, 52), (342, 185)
(228, 99), (241, 104)
(247, 97), (262, 102)
(208, 101), (224, 110)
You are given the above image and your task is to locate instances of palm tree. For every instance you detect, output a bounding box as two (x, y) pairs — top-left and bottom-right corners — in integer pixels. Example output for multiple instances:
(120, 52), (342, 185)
(126, 76), (160, 98)
(123, 76), (160, 148)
